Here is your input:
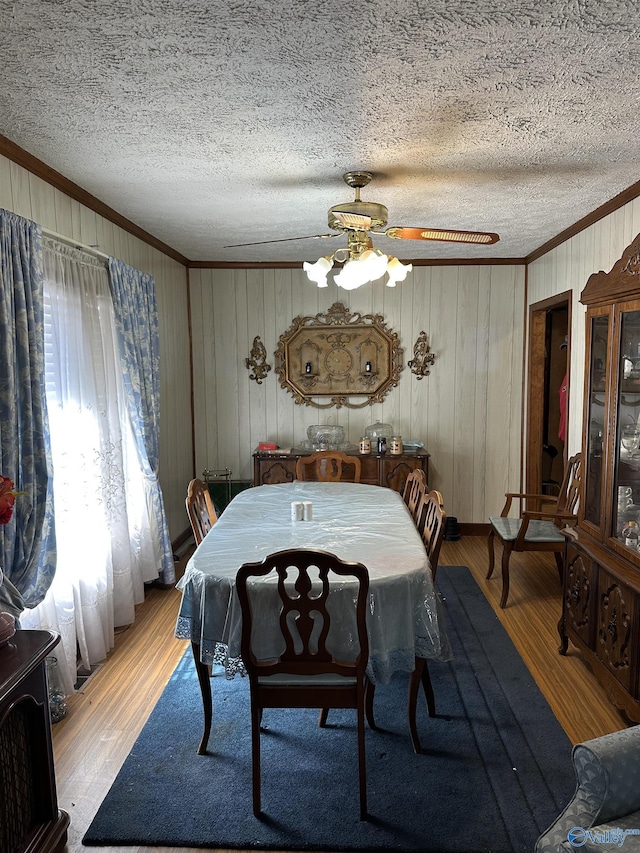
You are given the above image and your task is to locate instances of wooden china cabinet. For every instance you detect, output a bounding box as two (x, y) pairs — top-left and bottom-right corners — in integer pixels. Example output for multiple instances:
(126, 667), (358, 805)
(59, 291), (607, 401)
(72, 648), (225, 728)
(560, 232), (640, 721)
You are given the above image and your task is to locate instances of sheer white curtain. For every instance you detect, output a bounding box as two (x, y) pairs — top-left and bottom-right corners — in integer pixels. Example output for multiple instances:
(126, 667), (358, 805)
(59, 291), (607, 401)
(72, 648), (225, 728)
(20, 239), (161, 694)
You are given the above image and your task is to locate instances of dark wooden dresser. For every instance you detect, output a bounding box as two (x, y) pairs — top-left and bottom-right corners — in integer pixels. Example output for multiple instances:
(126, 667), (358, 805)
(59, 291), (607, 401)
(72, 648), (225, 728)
(253, 447), (430, 494)
(0, 629), (69, 853)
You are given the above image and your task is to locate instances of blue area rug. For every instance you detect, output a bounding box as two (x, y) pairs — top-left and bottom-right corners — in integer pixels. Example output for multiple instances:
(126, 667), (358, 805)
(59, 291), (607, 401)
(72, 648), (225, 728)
(82, 566), (574, 851)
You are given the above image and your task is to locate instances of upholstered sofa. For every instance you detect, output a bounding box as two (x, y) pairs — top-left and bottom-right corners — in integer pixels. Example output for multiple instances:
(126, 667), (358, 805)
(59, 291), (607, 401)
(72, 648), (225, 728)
(535, 725), (640, 852)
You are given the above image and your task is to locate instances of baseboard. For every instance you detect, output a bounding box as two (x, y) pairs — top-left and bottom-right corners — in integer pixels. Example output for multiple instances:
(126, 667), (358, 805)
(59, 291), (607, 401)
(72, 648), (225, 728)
(172, 526), (194, 552)
(459, 522), (490, 536)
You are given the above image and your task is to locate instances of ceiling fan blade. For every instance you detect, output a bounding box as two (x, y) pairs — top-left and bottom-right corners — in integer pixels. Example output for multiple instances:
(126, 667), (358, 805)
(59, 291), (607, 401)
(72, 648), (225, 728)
(223, 233), (337, 248)
(383, 226), (500, 245)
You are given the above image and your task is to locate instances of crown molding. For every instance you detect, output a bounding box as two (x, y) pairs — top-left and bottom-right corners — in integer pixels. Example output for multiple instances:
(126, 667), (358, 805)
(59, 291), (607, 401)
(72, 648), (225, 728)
(4, 133), (639, 271)
(0, 134), (190, 266)
(526, 178), (640, 264)
(187, 256), (526, 269)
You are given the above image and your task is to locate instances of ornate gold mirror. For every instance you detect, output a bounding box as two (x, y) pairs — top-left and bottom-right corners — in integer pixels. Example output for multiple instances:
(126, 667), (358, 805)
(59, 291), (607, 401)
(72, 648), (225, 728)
(274, 302), (403, 409)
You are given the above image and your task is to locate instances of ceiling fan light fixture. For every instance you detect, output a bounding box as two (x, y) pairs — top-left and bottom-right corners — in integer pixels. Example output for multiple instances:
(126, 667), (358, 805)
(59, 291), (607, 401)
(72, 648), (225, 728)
(306, 243), (413, 291)
(334, 257), (369, 290)
(359, 248), (389, 281)
(303, 255), (334, 287)
(386, 256), (413, 286)
(334, 246), (395, 290)
(301, 170), (496, 290)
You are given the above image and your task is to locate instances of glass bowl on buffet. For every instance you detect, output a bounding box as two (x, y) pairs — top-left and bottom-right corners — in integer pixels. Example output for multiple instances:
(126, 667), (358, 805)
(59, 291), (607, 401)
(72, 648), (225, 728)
(306, 424), (346, 450)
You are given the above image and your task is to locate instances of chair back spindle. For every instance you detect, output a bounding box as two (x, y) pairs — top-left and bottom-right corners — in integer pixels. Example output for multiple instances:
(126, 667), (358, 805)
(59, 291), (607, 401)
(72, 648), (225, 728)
(403, 469), (427, 519)
(186, 478), (217, 545)
(555, 453), (582, 520)
(296, 450), (361, 483)
(417, 490), (446, 579)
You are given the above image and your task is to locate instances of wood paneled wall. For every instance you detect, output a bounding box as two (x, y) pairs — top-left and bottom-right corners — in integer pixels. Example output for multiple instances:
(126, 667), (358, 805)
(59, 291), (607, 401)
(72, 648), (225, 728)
(189, 263), (525, 523)
(22, 136), (634, 530)
(527, 198), (640, 456)
(4, 146), (639, 537)
(0, 153), (193, 540)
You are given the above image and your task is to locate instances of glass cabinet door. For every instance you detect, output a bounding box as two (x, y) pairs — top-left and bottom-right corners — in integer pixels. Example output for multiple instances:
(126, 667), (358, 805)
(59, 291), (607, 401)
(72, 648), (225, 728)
(613, 308), (640, 548)
(584, 314), (608, 528)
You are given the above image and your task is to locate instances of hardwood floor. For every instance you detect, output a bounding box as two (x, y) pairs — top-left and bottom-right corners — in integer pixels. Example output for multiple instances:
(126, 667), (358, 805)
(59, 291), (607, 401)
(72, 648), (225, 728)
(52, 536), (630, 853)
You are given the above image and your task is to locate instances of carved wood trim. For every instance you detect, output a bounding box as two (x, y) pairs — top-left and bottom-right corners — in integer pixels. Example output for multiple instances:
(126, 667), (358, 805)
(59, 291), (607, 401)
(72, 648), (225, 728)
(581, 230), (640, 306)
(597, 580), (633, 688)
(261, 462), (296, 485)
(566, 552), (591, 631)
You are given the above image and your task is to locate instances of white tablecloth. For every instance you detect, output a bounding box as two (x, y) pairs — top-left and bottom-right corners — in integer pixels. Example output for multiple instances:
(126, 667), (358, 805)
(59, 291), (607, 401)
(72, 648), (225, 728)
(175, 482), (452, 684)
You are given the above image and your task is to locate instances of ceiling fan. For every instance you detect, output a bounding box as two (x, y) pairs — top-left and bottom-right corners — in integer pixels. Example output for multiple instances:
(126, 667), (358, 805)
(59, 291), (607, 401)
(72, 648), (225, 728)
(225, 171), (500, 289)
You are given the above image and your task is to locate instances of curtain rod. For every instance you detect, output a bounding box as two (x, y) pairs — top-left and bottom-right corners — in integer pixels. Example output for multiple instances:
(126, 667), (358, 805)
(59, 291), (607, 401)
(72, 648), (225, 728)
(41, 227), (111, 262)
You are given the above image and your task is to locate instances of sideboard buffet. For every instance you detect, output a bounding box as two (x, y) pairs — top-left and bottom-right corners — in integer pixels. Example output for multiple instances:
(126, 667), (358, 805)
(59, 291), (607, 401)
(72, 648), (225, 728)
(253, 447), (429, 494)
(560, 232), (640, 721)
(0, 629), (69, 853)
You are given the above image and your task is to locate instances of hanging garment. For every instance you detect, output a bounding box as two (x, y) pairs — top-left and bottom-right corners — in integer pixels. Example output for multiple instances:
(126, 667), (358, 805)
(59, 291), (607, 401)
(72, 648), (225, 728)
(558, 372), (568, 442)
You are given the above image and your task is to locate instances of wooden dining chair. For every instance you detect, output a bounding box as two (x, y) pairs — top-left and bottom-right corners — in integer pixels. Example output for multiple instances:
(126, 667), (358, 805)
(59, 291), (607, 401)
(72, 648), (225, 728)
(486, 452), (582, 608)
(417, 489), (447, 581)
(295, 450), (361, 483)
(408, 489), (446, 750)
(185, 478), (217, 546)
(236, 548), (370, 820)
(402, 468), (427, 520)
(361, 488), (447, 755)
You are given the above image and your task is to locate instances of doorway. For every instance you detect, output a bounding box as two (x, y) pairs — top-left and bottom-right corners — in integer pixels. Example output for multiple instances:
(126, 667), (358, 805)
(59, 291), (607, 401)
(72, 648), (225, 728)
(526, 292), (571, 496)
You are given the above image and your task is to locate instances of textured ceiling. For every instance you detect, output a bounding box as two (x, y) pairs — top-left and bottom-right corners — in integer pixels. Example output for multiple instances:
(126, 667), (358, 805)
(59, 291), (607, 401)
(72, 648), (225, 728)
(0, 0), (638, 263)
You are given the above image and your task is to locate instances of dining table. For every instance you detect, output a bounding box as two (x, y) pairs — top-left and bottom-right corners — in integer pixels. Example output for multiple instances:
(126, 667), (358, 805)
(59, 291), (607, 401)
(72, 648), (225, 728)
(174, 480), (452, 753)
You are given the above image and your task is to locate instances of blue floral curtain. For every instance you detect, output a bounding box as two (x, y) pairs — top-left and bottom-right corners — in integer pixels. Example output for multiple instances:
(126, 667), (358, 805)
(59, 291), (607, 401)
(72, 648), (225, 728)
(0, 209), (56, 615)
(107, 258), (175, 585)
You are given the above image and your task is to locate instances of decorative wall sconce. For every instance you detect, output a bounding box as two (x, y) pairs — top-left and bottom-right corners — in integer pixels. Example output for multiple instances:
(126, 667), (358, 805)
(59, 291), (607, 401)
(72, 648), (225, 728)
(408, 331), (436, 379)
(245, 336), (271, 384)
